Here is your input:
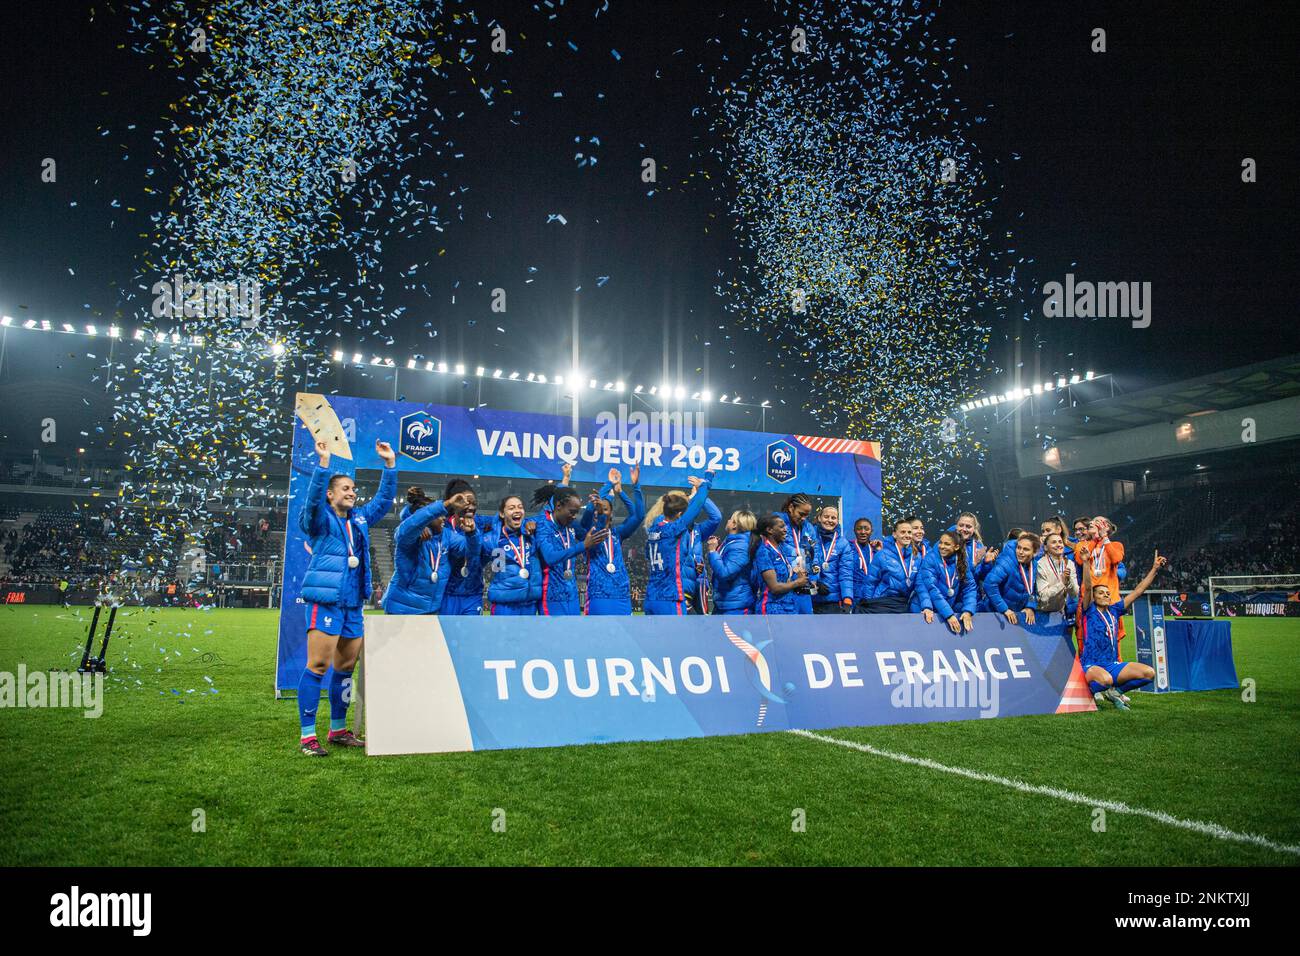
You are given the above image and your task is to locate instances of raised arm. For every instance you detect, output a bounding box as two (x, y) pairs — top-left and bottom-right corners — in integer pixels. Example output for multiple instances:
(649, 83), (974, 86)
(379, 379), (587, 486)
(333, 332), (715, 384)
(698, 497), (723, 542)
(659, 473), (715, 540)
(395, 501), (448, 550)
(358, 440), (398, 525)
(299, 445), (333, 538)
(1122, 550), (1167, 611)
(615, 485), (645, 540)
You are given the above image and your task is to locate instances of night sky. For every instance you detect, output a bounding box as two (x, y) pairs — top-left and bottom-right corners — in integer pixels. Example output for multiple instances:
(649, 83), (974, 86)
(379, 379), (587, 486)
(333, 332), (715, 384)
(1, 0), (1296, 460)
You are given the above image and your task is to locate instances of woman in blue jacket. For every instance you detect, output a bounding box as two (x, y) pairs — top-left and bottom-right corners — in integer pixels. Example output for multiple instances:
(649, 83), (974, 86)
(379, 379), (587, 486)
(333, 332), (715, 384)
(643, 471), (715, 615)
(916, 530), (977, 634)
(296, 438), (397, 756)
(706, 510), (757, 615)
(584, 466), (645, 615)
(441, 478), (496, 615)
(984, 532), (1040, 625)
(811, 505), (852, 614)
(382, 485), (473, 616)
(483, 495), (542, 615)
(684, 476), (723, 613)
(528, 482), (607, 616)
(752, 514), (808, 614)
(859, 518), (920, 613)
(775, 494), (816, 613)
(841, 517), (879, 611)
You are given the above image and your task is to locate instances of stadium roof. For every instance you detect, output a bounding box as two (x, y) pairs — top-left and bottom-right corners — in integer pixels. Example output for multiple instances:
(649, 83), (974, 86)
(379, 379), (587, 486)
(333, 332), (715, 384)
(1037, 353), (1300, 440)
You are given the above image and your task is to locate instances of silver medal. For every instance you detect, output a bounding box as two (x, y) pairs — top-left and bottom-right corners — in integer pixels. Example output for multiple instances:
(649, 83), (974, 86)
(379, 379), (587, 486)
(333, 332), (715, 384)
(347, 555), (359, 569)
(431, 572), (439, 583)
(460, 566), (469, 578)
(518, 568), (529, 580)
(564, 569), (574, 580)
(606, 562), (616, 573)
(948, 587), (955, 598)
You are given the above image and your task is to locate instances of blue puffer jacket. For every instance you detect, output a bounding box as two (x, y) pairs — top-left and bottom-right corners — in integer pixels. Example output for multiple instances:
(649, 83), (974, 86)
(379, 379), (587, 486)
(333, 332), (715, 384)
(687, 497), (723, 607)
(530, 503), (595, 612)
(584, 484), (646, 601)
(811, 525), (853, 605)
(707, 532), (755, 612)
(645, 476), (714, 604)
(482, 522), (542, 607)
(842, 538), (875, 603)
(446, 514), (497, 597)
(382, 502), (471, 615)
(299, 464), (397, 607)
(863, 539), (920, 608)
(984, 556), (1038, 614)
(915, 549), (978, 620)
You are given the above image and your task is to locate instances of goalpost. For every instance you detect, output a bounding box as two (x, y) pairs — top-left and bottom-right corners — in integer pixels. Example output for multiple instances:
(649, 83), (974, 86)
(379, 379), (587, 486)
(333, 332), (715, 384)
(1208, 574), (1300, 618)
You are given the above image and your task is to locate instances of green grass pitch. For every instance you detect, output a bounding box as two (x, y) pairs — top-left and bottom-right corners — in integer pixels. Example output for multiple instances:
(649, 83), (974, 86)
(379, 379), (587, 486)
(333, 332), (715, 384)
(1, 605), (1297, 866)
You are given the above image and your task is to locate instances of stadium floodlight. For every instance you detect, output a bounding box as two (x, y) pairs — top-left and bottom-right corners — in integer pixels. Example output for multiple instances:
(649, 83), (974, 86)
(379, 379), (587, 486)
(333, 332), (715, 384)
(108, 325), (119, 338)
(634, 384), (644, 393)
(385, 358), (395, 367)
(537, 373), (548, 384)
(761, 399), (771, 408)
(425, 361), (434, 371)
(23, 319), (36, 329)
(1057, 376), (1067, 388)
(615, 381), (626, 392)
(0, 315), (11, 325)
(406, 358), (417, 369)
(1044, 381), (1055, 391)
(270, 342), (285, 356)
(86, 324), (96, 335)
(1032, 383), (1042, 395)
(509, 371), (520, 380)
(555, 375), (565, 386)
(62, 323), (74, 332)
(691, 391), (701, 400)
(732, 394), (742, 404)
(674, 385), (686, 400)
(352, 352), (362, 364)
(1069, 374), (1080, 384)
(526, 372), (536, 382)
(589, 378), (598, 389)
(649, 385), (658, 395)
(492, 369), (502, 378)
(333, 350), (344, 361)
(1085, 370), (1095, 381)
(370, 355), (382, 365)
(701, 389), (712, 402)
(476, 366), (485, 376)
(439, 362), (449, 373)
(41, 320), (51, 330)
(454, 363), (465, 375)
(603, 381), (614, 391)
(719, 394), (729, 403)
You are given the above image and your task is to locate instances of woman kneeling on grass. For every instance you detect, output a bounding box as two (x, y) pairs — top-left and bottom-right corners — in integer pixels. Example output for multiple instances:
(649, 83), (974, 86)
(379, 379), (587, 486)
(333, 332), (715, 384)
(1079, 549), (1167, 711)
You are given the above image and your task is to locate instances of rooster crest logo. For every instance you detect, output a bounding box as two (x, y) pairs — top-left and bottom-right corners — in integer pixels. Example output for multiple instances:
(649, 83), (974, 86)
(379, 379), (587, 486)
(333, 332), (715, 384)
(398, 411), (441, 462)
(766, 439), (797, 484)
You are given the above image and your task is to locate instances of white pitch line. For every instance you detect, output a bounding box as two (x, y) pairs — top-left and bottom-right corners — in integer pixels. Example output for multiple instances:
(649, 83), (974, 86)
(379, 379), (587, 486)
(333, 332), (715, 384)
(789, 728), (1300, 859)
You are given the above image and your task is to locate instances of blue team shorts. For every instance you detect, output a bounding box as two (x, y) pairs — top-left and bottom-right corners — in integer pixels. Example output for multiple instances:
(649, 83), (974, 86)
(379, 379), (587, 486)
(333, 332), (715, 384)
(1084, 660), (1126, 684)
(305, 602), (365, 639)
(440, 593), (484, 616)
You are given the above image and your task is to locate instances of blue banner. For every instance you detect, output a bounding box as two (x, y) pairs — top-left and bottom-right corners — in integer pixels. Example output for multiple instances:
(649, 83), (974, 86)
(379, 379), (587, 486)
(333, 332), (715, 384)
(276, 392), (883, 692)
(361, 613), (1086, 754)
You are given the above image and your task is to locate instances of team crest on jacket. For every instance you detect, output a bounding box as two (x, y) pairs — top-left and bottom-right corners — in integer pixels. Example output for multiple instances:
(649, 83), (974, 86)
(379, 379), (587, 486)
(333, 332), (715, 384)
(766, 439), (797, 484)
(399, 411), (441, 462)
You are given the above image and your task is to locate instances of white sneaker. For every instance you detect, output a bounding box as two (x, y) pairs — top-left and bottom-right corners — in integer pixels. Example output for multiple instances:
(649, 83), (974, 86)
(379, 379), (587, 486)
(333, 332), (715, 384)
(1093, 692), (1105, 704)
